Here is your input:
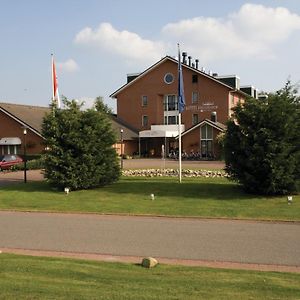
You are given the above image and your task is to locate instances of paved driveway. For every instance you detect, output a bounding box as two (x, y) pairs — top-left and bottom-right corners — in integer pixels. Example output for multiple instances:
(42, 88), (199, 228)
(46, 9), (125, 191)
(0, 159), (225, 186)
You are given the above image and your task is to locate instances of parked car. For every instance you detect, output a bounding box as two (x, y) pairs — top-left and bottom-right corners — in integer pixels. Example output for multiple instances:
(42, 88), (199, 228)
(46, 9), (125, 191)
(0, 154), (23, 170)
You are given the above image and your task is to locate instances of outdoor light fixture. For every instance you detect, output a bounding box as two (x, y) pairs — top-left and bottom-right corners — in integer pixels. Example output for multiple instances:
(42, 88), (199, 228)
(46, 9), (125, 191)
(120, 128), (124, 169)
(23, 128), (27, 183)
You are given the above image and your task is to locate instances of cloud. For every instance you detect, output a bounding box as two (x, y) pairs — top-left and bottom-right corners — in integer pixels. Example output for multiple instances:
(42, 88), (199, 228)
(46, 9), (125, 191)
(74, 22), (167, 63)
(78, 97), (96, 110)
(162, 4), (300, 61)
(57, 59), (79, 72)
(74, 4), (300, 64)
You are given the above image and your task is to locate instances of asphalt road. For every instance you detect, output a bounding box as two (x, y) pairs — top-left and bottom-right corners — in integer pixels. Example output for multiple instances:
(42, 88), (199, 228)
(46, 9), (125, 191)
(0, 211), (299, 267)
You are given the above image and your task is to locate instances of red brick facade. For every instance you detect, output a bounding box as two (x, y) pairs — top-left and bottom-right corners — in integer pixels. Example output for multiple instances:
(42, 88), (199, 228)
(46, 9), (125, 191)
(111, 56), (247, 159)
(0, 109), (45, 155)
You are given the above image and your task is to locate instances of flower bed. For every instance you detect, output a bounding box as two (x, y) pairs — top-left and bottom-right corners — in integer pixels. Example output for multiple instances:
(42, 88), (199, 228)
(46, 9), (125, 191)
(122, 169), (229, 178)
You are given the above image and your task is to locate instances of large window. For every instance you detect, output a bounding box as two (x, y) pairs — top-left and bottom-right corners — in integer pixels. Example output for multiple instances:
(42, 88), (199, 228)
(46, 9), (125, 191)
(164, 115), (178, 125)
(163, 95), (179, 125)
(0, 145), (20, 155)
(164, 95), (178, 111)
(200, 125), (213, 158)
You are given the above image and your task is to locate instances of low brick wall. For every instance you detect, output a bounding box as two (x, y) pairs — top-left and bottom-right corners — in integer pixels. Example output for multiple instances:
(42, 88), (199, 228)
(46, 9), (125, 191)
(122, 169), (229, 178)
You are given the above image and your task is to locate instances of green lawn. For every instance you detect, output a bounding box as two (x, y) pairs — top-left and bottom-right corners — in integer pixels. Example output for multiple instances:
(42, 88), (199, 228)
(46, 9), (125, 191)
(0, 254), (299, 300)
(0, 177), (299, 221)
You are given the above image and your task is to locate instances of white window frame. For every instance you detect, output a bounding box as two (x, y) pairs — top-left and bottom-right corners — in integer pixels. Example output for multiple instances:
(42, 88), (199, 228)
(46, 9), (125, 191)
(163, 94), (179, 125)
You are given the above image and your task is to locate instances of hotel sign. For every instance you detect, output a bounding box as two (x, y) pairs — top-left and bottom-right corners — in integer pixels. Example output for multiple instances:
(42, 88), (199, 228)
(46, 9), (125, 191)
(186, 102), (218, 112)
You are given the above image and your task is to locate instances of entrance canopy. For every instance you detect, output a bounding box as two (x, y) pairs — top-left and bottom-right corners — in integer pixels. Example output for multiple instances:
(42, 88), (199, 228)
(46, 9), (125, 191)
(0, 137), (21, 145)
(139, 125), (185, 138)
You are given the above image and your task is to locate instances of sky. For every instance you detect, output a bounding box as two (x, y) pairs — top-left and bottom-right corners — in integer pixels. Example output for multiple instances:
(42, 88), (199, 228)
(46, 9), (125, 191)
(1, 0), (300, 112)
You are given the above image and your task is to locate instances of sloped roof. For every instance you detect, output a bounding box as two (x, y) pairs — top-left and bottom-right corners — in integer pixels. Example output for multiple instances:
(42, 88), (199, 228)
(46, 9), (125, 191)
(110, 55), (245, 98)
(110, 115), (139, 140)
(0, 102), (138, 141)
(0, 102), (50, 136)
(180, 119), (226, 138)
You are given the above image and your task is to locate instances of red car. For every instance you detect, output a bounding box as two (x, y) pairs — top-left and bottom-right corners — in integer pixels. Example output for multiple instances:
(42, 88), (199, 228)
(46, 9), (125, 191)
(0, 154), (23, 170)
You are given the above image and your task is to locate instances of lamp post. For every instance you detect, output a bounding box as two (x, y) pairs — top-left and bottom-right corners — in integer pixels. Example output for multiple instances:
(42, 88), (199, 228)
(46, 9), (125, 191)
(23, 128), (27, 183)
(120, 128), (124, 169)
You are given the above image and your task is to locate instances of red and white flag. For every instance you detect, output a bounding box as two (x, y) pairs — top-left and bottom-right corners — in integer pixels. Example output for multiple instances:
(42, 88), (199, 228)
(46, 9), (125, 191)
(51, 54), (61, 108)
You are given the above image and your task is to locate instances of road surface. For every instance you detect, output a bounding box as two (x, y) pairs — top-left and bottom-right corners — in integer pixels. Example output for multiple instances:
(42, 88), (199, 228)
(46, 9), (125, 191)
(0, 211), (299, 271)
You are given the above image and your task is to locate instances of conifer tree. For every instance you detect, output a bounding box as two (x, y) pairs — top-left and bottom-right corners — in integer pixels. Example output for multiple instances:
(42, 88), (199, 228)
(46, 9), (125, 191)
(42, 97), (120, 190)
(224, 81), (300, 195)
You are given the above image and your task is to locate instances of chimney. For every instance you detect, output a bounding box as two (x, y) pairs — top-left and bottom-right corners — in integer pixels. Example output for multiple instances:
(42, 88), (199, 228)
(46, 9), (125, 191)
(188, 56), (192, 66)
(182, 52), (187, 64)
(195, 59), (199, 69)
(211, 111), (217, 122)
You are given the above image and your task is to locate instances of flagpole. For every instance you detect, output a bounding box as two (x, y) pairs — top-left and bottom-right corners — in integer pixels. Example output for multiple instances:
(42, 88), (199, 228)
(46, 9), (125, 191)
(177, 43), (185, 183)
(178, 112), (182, 183)
(51, 54), (55, 102)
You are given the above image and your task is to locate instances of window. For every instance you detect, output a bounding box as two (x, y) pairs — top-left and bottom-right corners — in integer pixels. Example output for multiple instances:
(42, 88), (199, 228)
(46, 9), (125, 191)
(163, 95), (178, 111)
(192, 91), (198, 103)
(164, 73), (174, 84)
(164, 115), (178, 125)
(142, 115), (148, 127)
(192, 114), (199, 125)
(192, 75), (198, 83)
(230, 94), (234, 106)
(142, 95), (148, 107)
(163, 94), (179, 125)
(201, 125), (213, 139)
(200, 125), (213, 158)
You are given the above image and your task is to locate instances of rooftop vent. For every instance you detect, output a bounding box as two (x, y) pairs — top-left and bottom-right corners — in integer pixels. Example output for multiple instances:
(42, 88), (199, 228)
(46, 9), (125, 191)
(188, 56), (192, 67)
(182, 52), (187, 64)
(211, 111), (217, 122)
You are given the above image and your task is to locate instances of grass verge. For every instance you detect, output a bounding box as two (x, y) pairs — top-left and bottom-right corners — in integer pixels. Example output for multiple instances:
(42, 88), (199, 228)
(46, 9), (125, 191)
(0, 177), (299, 221)
(0, 253), (300, 300)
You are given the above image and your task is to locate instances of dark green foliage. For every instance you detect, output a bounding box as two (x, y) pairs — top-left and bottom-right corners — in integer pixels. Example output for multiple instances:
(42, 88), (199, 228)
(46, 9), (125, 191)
(41, 97), (120, 190)
(224, 81), (300, 195)
(11, 158), (44, 171)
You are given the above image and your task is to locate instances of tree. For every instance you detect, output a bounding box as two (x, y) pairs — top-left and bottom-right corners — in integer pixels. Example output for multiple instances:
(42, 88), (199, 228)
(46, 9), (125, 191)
(42, 97), (121, 190)
(224, 81), (300, 195)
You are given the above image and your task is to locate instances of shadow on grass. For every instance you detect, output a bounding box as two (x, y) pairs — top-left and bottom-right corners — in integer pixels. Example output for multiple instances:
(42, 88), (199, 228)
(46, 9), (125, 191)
(0, 181), (61, 194)
(112, 178), (264, 201)
(0, 177), (268, 201)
